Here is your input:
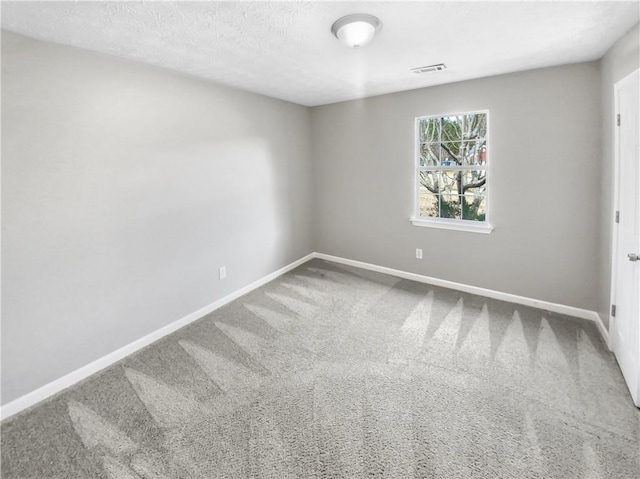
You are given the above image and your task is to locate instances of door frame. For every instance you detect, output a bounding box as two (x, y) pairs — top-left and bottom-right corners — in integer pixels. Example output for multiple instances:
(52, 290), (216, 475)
(609, 67), (640, 397)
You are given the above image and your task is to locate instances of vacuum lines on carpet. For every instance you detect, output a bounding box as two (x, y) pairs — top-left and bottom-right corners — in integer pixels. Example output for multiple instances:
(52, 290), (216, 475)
(1, 259), (638, 478)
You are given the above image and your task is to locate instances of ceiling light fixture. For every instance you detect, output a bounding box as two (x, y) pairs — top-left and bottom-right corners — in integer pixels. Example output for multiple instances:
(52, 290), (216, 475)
(331, 14), (381, 48)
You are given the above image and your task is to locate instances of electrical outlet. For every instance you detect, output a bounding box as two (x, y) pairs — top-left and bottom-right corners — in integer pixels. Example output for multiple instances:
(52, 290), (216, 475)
(219, 266), (227, 280)
(416, 248), (423, 259)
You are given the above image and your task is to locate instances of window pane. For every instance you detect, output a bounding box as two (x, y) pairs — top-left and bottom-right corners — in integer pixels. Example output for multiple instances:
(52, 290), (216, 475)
(419, 118), (440, 143)
(419, 170), (440, 194)
(420, 143), (440, 166)
(419, 190), (439, 218)
(441, 143), (461, 166)
(462, 195), (486, 221)
(440, 194), (461, 219)
(462, 169), (486, 221)
(441, 116), (463, 143)
(461, 140), (487, 166)
(440, 170), (460, 196)
(461, 170), (486, 196)
(440, 170), (462, 219)
(463, 113), (487, 140)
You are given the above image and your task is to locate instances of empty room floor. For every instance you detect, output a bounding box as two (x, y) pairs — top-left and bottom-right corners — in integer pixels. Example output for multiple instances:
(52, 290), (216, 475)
(1, 259), (638, 478)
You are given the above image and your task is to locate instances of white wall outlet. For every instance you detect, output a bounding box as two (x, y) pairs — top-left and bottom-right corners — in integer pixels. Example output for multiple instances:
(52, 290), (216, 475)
(219, 266), (227, 280)
(416, 248), (423, 259)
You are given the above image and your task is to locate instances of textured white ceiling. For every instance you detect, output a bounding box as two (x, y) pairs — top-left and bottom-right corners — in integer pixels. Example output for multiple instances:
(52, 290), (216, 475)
(2, 1), (639, 106)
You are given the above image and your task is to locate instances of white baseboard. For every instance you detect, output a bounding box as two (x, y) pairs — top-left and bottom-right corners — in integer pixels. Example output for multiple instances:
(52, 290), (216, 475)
(593, 314), (610, 350)
(0, 253), (315, 421)
(313, 253), (610, 348)
(2, 250), (610, 420)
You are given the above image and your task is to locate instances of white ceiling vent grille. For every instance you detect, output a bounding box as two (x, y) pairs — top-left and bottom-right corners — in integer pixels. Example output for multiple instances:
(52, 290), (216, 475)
(411, 63), (447, 74)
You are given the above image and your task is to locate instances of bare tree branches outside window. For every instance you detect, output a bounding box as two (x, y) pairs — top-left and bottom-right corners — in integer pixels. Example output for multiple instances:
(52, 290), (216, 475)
(417, 112), (488, 221)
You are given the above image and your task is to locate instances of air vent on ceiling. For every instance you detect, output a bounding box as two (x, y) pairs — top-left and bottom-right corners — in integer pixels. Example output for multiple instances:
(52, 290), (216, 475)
(411, 63), (447, 74)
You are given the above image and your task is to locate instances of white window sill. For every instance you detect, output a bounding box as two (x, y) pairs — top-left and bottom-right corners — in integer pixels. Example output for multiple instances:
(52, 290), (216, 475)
(410, 217), (494, 234)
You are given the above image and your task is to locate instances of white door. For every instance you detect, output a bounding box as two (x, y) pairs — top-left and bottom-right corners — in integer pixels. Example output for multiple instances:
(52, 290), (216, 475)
(611, 68), (640, 407)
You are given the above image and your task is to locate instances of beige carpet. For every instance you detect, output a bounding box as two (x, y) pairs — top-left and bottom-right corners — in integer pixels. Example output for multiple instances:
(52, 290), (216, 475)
(2, 259), (639, 478)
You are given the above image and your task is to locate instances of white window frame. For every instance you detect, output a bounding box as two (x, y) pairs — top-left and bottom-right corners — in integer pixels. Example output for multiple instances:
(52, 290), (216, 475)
(410, 110), (493, 234)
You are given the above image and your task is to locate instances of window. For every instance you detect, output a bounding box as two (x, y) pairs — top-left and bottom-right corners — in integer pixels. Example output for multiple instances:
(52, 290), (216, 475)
(411, 111), (492, 233)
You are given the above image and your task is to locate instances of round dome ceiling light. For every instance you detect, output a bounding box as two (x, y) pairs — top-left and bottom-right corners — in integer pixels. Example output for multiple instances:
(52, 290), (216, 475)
(331, 14), (382, 48)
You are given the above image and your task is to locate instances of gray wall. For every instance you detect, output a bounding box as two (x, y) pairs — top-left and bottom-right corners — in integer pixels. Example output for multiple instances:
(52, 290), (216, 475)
(311, 62), (601, 312)
(1, 32), (313, 404)
(598, 22), (640, 329)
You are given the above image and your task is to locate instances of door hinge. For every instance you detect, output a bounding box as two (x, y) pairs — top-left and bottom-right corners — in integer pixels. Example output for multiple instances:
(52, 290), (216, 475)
(615, 211), (620, 223)
(617, 114), (621, 126)
(611, 304), (616, 317)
